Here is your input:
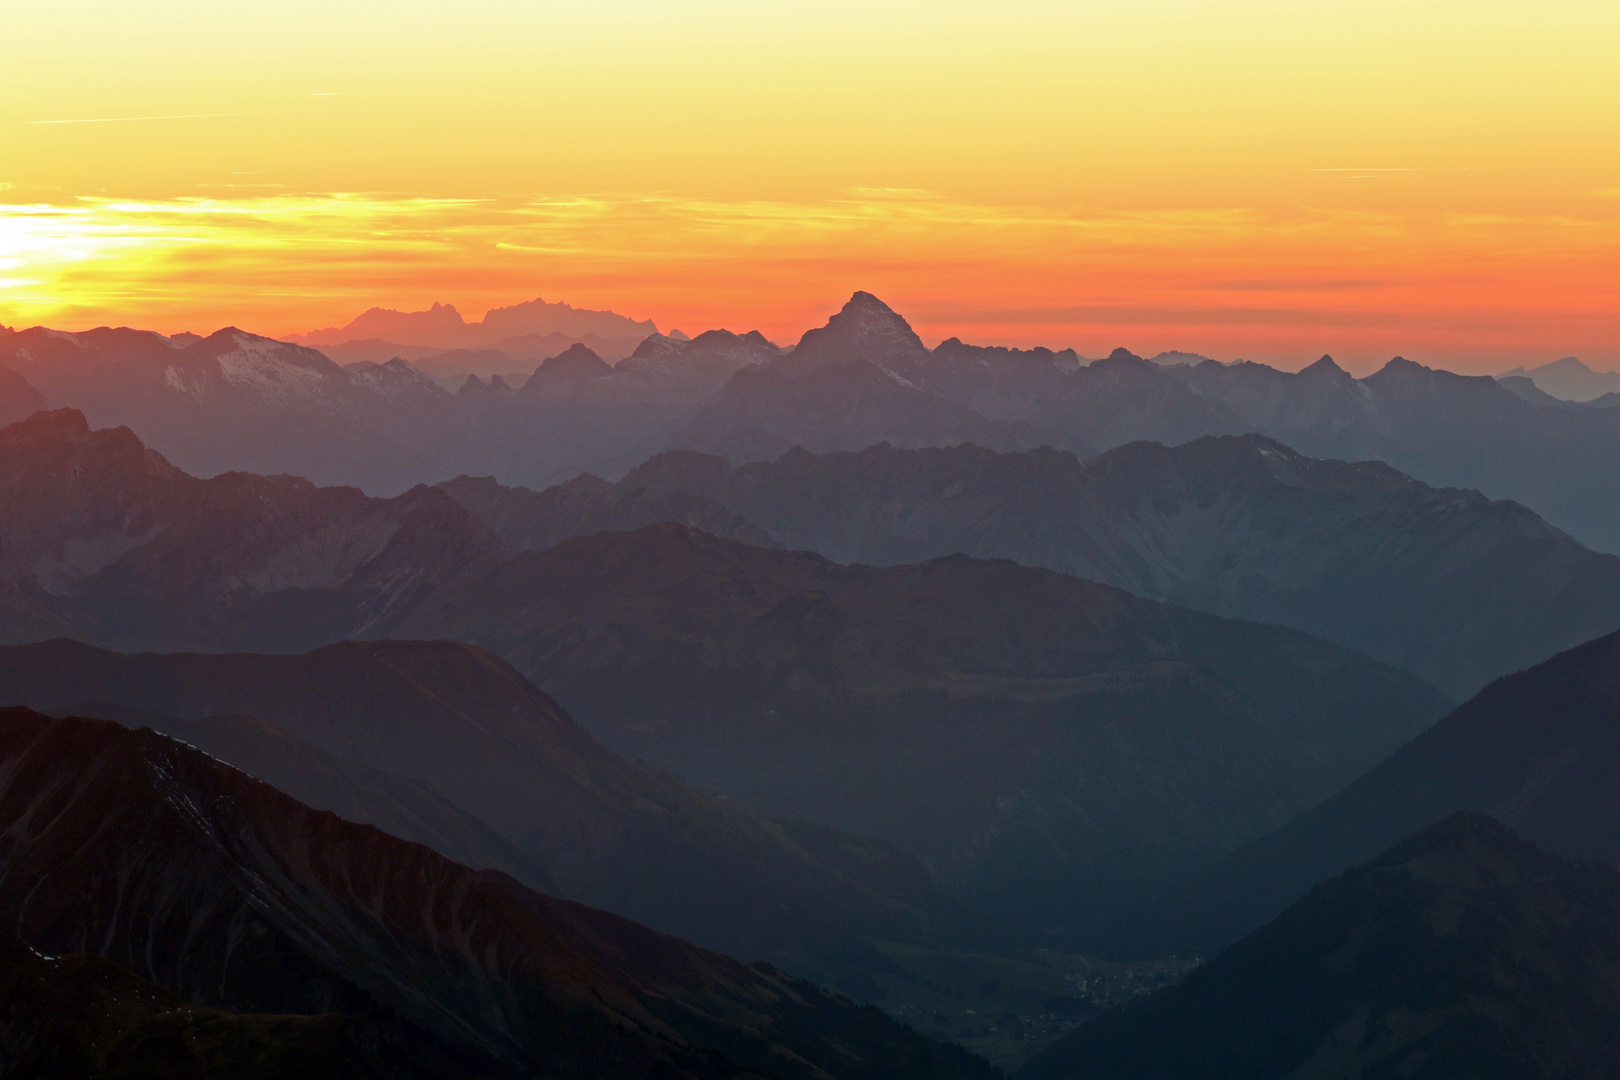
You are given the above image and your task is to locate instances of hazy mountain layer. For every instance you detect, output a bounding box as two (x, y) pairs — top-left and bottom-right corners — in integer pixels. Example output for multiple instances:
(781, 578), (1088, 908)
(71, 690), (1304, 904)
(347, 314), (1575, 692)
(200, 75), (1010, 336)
(388, 522), (1446, 938)
(287, 296), (657, 351)
(442, 434), (1620, 697)
(1498, 355), (1620, 402)
(1146, 624), (1620, 954)
(0, 639), (928, 971)
(1021, 814), (1620, 1080)
(17, 295), (1620, 551)
(0, 408), (503, 653)
(1171, 353), (1620, 551)
(0, 709), (993, 1080)
(0, 411), (1445, 942)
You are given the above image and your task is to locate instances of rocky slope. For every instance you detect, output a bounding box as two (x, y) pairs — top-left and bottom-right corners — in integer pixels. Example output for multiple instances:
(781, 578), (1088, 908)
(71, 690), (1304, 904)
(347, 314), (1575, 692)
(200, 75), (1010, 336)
(1021, 814), (1620, 1080)
(441, 435), (1620, 697)
(0, 709), (993, 1080)
(389, 522), (1447, 939)
(0, 640), (929, 972)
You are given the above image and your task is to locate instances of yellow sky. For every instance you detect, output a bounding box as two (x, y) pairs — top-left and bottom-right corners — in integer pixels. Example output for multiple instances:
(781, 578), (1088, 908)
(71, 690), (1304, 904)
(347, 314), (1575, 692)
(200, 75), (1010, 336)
(2, 0), (1616, 370)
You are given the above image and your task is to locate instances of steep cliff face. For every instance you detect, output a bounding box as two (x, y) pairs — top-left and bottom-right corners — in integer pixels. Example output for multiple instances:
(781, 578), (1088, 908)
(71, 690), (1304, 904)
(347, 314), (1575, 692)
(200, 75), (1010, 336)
(0, 709), (995, 1080)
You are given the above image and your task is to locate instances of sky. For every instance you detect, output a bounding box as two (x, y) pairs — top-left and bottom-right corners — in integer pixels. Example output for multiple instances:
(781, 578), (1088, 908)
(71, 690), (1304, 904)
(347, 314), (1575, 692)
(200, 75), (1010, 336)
(1, 0), (1616, 373)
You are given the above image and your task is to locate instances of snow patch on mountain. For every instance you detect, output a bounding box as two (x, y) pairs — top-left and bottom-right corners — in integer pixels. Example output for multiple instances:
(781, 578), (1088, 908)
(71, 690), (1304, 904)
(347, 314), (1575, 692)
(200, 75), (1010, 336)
(214, 335), (334, 404)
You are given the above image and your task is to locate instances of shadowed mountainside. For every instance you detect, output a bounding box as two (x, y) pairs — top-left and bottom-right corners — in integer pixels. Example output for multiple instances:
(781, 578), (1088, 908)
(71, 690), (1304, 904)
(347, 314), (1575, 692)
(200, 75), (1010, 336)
(0, 639), (929, 974)
(385, 522), (1447, 940)
(1140, 624), (1620, 955)
(0, 709), (995, 1080)
(1020, 814), (1620, 1080)
(0, 408), (1448, 945)
(440, 435), (1620, 697)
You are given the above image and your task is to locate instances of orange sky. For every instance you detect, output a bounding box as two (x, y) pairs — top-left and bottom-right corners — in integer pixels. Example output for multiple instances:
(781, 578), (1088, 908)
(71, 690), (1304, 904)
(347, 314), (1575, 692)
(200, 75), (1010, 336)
(2, 0), (1616, 372)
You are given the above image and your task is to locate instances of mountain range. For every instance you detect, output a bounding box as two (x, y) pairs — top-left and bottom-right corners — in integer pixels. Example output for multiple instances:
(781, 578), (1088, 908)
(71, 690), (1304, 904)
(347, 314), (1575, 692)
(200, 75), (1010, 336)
(0, 407), (1447, 944)
(284, 296), (660, 372)
(439, 434), (1620, 698)
(13, 293), (1620, 552)
(1020, 814), (1620, 1080)
(383, 522), (1446, 940)
(0, 707), (993, 1080)
(1498, 355), (1620, 402)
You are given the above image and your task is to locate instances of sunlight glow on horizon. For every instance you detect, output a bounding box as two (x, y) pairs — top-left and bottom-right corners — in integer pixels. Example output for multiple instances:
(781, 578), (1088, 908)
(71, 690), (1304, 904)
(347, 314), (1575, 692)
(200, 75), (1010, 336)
(1, 0), (1616, 370)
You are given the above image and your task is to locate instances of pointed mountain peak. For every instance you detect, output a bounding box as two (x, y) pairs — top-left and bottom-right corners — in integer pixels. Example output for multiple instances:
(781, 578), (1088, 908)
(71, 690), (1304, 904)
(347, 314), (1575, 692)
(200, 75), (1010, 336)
(1300, 353), (1349, 378)
(1536, 355), (1592, 374)
(784, 291), (927, 372)
(1375, 355), (1429, 376)
(844, 289), (896, 313)
(629, 332), (687, 361)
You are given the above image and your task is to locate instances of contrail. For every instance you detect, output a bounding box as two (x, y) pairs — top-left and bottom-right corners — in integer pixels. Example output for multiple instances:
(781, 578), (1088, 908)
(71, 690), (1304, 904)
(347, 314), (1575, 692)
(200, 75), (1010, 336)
(29, 113), (239, 125)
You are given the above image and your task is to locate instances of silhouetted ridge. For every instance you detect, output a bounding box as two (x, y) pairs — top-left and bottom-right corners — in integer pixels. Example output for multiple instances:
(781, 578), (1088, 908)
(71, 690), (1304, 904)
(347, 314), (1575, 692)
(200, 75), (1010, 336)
(1299, 353), (1349, 378)
(525, 343), (612, 385)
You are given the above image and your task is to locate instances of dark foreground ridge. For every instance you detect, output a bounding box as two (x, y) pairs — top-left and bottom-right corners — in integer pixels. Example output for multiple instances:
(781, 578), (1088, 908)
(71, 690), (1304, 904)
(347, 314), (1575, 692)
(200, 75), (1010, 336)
(0, 707), (996, 1080)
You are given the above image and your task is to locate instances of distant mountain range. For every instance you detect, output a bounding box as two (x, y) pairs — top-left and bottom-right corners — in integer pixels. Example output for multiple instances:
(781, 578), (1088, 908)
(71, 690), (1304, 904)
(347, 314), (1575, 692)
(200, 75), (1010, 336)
(1020, 814), (1620, 1080)
(0, 707), (993, 1080)
(284, 296), (660, 371)
(0, 408), (1445, 943)
(440, 434), (1620, 698)
(10, 293), (1620, 550)
(1498, 355), (1620, 402)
